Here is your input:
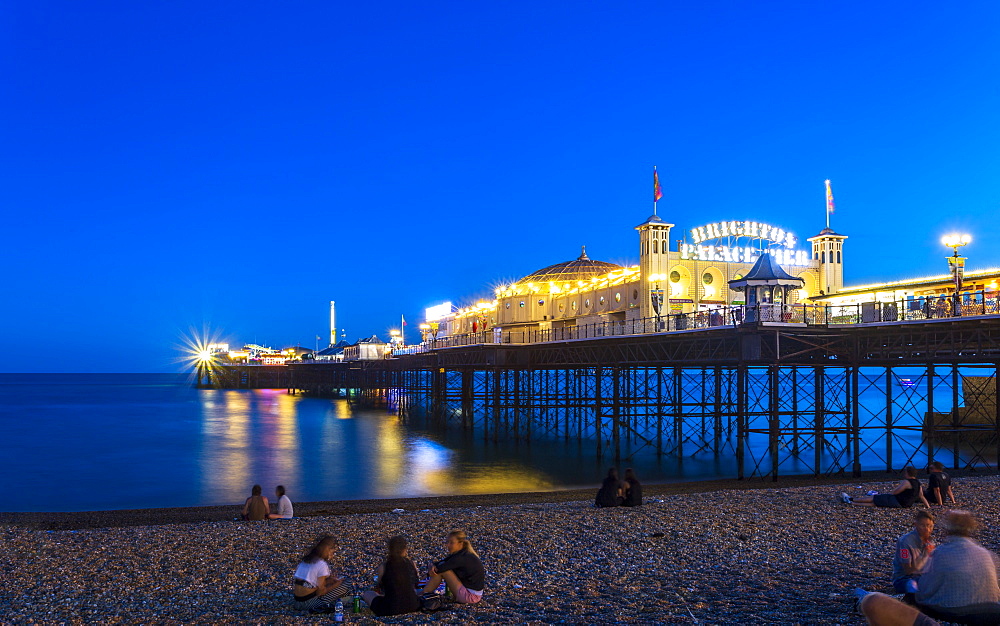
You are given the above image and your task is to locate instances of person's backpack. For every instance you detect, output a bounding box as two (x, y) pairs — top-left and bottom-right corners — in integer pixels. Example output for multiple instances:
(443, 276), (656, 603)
(420, 592), (447, 612)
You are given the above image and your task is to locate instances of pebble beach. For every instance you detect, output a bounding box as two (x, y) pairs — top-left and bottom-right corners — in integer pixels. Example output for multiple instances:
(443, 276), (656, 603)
(3, 475), (1000, 625)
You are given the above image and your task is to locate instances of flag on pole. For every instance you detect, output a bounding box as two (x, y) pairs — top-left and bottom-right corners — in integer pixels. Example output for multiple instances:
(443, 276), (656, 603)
(653, 167), (663, 203)
(825, 179), (835, 214)
(402, 315), (407, 326)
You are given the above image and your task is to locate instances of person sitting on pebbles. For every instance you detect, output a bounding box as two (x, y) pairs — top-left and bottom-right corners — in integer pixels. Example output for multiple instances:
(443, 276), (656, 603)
(841, 466), (930, 508)
(292, 535), (350, 613)
(422, 529), (485, 605)
(923, 462), (957, 506)
(242, 484), (269, 521)
(361, 535), (421, 617)
(268, 485), (294, 519)
(892, 510), (935, 601)
(622, 468), (643, 507)
(595, 467), (623, 507)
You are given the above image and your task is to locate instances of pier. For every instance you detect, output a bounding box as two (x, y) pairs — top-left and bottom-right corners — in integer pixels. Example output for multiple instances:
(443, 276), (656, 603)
(206, 303), (1000, 481)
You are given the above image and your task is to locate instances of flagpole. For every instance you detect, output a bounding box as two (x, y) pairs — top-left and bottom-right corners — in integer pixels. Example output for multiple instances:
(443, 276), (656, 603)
(401, 314), (405, 345)
(824, 179), (833, 230)
(653, 165), (658, 216)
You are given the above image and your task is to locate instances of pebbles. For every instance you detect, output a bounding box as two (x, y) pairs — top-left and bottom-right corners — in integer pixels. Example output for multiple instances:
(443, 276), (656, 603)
(3, 477), (1000, 624)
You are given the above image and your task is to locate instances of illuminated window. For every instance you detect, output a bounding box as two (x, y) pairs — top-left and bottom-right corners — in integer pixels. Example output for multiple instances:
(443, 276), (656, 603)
(519, 301), (525, 308)
(599, 296), (605, 305)
(537, 299), (544, 306)
(505, 303), (510, 309)
(571, 301), (577, 310)
(670, 271), (680, 283)
(584, 299), (590, 308)
(615, 292), (622, 302)
(703, 273), (713, 285)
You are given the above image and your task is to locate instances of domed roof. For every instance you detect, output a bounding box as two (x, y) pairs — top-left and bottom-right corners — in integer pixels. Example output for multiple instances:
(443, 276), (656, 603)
(519, 247), (623, 283)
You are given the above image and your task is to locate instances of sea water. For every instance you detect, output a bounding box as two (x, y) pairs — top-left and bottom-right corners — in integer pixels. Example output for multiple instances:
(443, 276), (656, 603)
(0, 373), (733, 512)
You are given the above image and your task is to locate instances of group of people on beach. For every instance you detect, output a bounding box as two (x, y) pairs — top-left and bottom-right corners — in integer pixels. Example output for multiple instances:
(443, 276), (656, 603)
(292, 529), (485, 617)
(594, 467), (643, 507)
(843, 464), (1000, 626)
(241, 484), (294, 521)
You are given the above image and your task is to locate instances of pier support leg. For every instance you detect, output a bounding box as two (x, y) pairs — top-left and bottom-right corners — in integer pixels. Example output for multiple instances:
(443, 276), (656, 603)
(852, 366), (861, 477)
(769, 364), (780, 482)
(886, 368), (894, 472)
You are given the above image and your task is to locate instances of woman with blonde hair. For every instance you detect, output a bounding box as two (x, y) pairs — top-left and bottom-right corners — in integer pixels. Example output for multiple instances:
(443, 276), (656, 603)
(422, 529), (485, 604)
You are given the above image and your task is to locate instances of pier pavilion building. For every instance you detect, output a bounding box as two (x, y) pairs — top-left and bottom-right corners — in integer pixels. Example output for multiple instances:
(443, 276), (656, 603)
(428, 212), (845, 339)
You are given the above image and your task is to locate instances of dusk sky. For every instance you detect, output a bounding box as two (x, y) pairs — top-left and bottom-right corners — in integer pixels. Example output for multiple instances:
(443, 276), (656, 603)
(3, 1), (999, 373)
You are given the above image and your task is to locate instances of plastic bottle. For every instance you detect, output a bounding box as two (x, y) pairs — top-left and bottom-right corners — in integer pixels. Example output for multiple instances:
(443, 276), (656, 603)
(334, 598), (344, 622)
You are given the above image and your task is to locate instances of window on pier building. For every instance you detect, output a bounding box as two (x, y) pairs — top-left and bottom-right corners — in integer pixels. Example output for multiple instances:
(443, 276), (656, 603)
(661, 241), (668, 253)
(837, 251), (841, 263)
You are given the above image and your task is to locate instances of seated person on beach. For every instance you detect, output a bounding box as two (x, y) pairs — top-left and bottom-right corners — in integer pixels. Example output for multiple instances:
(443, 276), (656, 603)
(292, 535), (350, 612)
(622, 468), (643, 507)
(842, 467), (930, 508)
(242, 484), (270, 521)
(892, 511), (935, 599)
(854, 590), (941, 626)
(923, 462), (957, 506)
(915, 510), (1000, 625)
(595, 467), (623, 508)
(422, 529), (485, 604)
(361, 535), (421, 617)
(268, 485), (294, 519)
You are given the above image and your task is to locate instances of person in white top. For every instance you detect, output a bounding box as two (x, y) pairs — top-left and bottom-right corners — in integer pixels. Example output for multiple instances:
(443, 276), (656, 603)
(292, 535), (349, 612)
(269, 485), (294, 519)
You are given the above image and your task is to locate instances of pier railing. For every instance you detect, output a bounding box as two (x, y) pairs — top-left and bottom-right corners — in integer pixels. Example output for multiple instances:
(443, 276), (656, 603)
(396, 291), (1000, 354)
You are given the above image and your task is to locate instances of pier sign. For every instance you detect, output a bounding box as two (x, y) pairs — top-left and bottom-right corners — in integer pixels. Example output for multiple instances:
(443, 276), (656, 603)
(682, 220), (810, 267)
(689, 220), (797, 248)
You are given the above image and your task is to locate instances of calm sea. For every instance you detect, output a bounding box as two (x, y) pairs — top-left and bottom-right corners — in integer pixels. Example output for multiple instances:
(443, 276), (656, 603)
(0, 374), (730, 512)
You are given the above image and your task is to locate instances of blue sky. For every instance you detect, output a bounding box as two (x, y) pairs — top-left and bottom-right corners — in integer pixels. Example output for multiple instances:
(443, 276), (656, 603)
(3, 1), (999, 372)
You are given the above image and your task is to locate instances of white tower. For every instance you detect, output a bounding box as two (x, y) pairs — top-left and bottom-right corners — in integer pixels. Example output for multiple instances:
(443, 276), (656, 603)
(636, 213), (674, 319)
(807, 228), (847, 295)
(329, 300), (337, 347)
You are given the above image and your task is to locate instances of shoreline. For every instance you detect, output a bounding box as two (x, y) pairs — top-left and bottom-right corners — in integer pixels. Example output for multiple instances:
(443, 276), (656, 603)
(4, 468), (994, 530)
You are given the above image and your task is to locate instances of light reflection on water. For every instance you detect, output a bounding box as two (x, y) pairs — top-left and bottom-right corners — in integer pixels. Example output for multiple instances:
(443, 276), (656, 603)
(8, 372), (983, 512)
(196, 390), (561, 506)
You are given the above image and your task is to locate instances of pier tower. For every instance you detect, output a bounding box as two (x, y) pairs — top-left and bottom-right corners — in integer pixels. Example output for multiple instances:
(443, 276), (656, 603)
(636, 213), (675, 320)
(807, 227), (848, 295)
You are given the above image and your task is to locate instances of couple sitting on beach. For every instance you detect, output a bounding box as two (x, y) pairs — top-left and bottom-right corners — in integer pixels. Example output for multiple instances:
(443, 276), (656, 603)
(840, 464), (957, 509)
(242, 484), (294, 520)
(595, 467), (642, 507)
(292, 529), (485, 617)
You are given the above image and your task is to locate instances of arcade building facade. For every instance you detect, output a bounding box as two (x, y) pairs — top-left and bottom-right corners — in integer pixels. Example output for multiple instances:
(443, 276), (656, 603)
(425, 212), (848, 339)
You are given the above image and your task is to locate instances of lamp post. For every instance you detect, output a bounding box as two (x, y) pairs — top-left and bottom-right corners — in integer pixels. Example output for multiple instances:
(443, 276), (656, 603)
(648, 273), (665, 329)
(941, 233), (972, 317)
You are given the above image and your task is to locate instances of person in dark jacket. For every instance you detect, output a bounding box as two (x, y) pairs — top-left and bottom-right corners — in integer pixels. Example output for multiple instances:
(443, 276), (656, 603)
(422, 529), (485, 604)
(622, 468), (643, 507)
(362, 536), (421, 617)
(595, 467), (623, 507)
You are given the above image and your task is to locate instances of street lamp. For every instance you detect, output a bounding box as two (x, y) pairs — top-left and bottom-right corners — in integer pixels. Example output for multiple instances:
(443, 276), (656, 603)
(941, 233), (972, 317)
(648, 273), (666, 327)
